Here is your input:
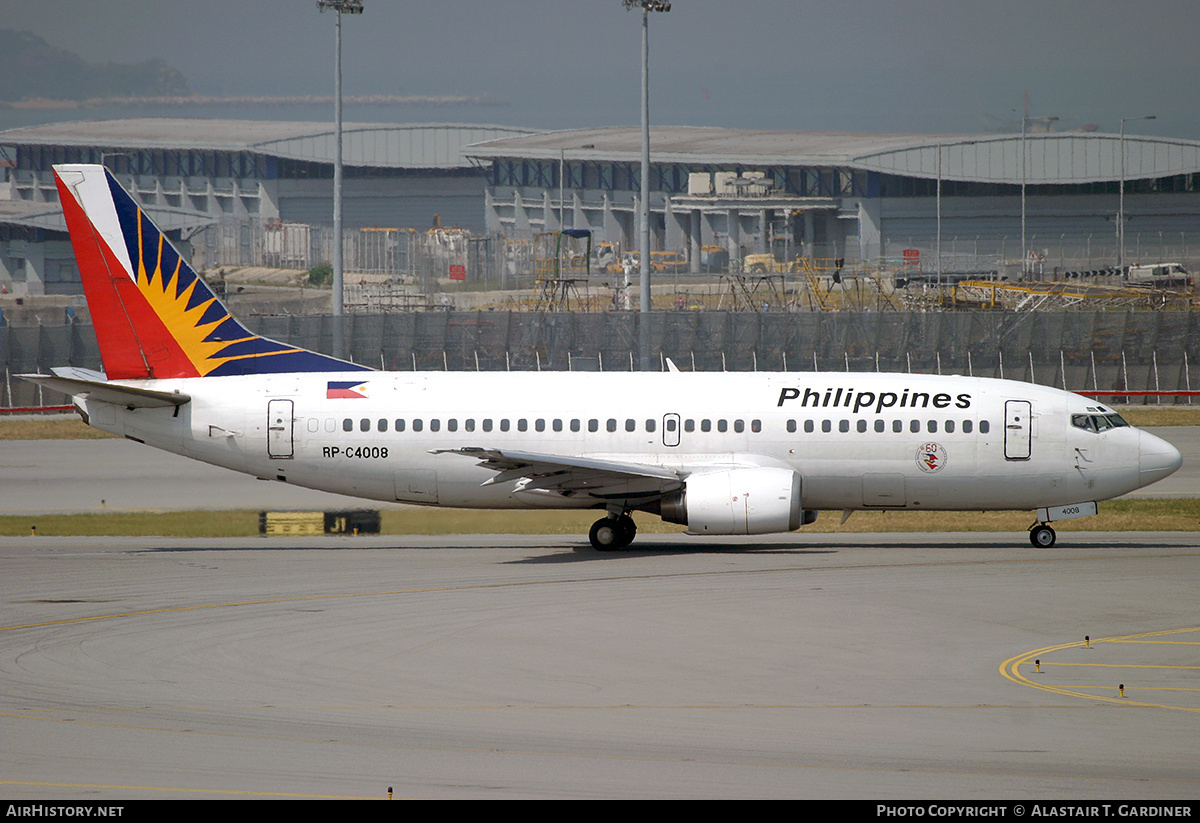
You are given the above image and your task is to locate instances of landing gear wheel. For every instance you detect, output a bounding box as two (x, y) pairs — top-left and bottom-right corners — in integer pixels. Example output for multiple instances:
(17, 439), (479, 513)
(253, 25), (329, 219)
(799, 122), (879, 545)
(589, 515), (637, 551)
(614, 514), (637, 548)
(1030, 524), (1056, 548)
(589, 518), (622, 551)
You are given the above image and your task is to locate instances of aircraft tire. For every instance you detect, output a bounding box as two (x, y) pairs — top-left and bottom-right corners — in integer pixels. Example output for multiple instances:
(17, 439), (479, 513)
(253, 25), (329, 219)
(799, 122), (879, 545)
(615, 514), (637, 548)
(1030, 525), (1056, 548)
(589, 518), (622, 551)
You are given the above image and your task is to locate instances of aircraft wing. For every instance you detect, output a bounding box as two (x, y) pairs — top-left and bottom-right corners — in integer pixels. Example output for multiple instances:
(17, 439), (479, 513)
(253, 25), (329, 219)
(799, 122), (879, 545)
(432, 447), (683, 498)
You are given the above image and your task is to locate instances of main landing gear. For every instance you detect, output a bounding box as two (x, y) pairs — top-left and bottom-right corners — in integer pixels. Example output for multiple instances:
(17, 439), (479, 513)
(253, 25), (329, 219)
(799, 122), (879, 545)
(589, 514), (637, 551)
(1029, 523), (1057, 548)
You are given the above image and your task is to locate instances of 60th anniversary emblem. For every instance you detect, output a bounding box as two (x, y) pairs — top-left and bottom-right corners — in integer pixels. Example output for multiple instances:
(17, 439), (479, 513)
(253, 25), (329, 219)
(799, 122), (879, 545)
(916, 442), (947, 473)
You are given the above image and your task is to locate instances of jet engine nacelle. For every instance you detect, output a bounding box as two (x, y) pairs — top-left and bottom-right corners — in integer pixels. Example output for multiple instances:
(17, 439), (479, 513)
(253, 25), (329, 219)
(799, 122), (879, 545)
(660, 467), (812, 535)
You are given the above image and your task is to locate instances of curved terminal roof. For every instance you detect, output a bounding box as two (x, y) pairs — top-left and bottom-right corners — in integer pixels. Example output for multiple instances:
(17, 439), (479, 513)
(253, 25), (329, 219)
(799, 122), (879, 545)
(2, 118), (537, 169)
(464, 126), (1200, 184)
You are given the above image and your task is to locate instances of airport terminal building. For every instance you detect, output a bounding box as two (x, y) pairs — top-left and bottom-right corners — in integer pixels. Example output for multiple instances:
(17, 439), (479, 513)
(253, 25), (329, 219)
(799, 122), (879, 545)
(4, 119), (1200, 294)
(0, 118), (531, 293)
(464, 126), (1200, 274)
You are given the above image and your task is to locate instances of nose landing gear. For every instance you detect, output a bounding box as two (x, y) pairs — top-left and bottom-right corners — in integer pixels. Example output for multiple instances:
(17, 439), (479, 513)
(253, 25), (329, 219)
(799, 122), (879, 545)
(1029, 523), (1057, 548)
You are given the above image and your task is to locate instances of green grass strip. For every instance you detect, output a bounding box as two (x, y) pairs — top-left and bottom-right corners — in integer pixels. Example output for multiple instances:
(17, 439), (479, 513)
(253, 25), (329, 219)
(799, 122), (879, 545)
(3, 499), (1197, 538)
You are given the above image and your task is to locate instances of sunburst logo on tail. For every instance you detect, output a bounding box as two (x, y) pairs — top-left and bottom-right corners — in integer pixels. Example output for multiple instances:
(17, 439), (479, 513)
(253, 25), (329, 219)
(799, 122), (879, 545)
(101, 172), (368, 377)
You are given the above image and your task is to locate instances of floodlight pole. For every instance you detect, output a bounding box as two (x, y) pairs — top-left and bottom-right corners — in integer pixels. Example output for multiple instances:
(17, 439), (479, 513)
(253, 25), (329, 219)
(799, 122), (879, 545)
(1118, 115), (1155, 270)
(624, 0), (670, 370)
(1020, 115), (1057, 278)
(318, 0), (363, 360)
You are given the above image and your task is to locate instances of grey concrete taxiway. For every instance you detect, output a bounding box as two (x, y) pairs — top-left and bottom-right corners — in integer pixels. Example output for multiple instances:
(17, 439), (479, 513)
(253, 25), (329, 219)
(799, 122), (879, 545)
(1, 429), (1198, 799)
(3, 533), (1200, 800)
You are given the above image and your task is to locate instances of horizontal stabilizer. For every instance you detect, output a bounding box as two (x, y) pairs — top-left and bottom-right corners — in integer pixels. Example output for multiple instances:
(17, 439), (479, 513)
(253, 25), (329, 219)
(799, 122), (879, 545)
(19, 367), (190, 408)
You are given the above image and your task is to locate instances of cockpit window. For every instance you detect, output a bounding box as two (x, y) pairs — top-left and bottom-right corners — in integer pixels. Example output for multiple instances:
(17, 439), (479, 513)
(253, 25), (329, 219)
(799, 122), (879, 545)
(1072, 413), (1130, 433)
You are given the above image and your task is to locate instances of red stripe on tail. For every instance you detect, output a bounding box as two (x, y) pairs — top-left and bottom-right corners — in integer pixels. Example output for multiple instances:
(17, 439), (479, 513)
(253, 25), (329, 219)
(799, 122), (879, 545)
(54, 171), (200, 379)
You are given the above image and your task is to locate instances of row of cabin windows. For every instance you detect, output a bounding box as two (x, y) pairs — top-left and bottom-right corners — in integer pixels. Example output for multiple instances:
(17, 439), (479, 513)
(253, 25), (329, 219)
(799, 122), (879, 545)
(788, 418), (990, 435)
(319, 416), (989, 436)
(329, 417), (758, 434)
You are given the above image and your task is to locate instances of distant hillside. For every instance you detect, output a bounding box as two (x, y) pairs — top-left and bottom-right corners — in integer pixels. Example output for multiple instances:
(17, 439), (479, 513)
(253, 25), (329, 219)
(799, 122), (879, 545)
(0, 29), (189, 103)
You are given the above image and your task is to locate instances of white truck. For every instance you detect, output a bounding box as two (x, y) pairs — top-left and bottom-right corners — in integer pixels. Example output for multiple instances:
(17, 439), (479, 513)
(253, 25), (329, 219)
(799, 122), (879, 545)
(1125, 262), (1192, 288)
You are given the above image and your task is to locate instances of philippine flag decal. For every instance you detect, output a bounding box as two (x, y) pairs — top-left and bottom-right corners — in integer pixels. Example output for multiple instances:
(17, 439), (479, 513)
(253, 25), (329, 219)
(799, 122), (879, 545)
(327, 380), (368, 399)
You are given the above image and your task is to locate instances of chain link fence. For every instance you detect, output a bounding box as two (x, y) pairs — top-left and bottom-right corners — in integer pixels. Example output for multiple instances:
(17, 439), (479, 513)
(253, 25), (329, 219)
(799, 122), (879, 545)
(5, 309), (1198, 408)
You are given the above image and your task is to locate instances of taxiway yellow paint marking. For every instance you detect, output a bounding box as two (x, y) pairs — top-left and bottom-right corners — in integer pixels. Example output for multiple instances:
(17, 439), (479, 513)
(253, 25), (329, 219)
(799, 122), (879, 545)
(1000, 627), (1200, 712)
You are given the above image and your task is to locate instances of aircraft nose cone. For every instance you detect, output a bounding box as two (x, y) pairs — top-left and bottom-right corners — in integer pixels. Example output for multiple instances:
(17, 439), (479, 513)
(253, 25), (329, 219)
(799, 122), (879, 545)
(1139, 430), (1183, 487)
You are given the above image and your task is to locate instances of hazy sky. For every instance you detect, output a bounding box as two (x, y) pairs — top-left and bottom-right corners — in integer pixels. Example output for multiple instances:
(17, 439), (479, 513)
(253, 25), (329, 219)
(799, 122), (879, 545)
(4, 0), (1198, 138)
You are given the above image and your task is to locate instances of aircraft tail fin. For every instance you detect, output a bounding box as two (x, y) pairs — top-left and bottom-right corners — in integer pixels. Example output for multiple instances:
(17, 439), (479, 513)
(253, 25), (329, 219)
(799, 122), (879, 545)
(52, 164), (367, 379)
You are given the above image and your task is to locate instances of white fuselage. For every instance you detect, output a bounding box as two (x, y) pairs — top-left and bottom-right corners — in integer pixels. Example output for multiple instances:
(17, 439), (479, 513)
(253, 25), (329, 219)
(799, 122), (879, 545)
(78, 370), (1181, 517)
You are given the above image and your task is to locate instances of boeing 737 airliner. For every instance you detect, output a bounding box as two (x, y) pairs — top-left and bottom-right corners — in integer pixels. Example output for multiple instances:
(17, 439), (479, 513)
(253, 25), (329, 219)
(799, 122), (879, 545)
(23, 165), (1182, 549)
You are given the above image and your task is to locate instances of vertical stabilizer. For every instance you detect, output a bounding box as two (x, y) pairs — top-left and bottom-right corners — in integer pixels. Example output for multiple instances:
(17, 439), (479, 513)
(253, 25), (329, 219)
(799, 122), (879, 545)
(53, 164), (367, 379)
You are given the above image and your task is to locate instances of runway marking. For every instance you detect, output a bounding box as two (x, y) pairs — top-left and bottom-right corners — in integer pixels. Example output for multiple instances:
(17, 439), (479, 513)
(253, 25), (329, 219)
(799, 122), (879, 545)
(999, 627), (1200, 712)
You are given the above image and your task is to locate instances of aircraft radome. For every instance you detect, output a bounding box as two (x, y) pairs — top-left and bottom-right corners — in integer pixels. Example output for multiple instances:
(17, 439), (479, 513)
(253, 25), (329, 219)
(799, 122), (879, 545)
(22, 165), (1183, 550)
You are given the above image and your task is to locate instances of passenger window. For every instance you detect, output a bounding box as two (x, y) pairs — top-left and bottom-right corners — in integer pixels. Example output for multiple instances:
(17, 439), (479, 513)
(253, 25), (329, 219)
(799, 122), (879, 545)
(553, 419), (563, 432)
(875, 420), (885, 433)
(500, 419), (510, 432)
(607, 419), (617, 432)
(430, 419), (441, 432)
(625, 419), (636, 432)
(787, 419), (797, 433)
(413, 419), (424, 432)
(360, 418), (370, 432)
(518, 419), (528, 432)
(980, 420), (990, 434)
(910, 420), (921, 433)
(962, 420), (972, 433)
(717, 420), (728, 433)
(684, 419), (695, 432)
(839, 420), (849, 433)
(945, 420), (955, 433)
(733, 420), (744, 433)
(588, 419), (599, 433)
(927, 420), (937, 433)
(857, 420), (867, 433)
(378, 419), (388, 432)
(535, 419), (545, 432)
(307, 418), (319, 433)
(701, 419), (712, 433)
(395, 419), (406, 432)
(821, 420), (831, 433)
(343, 418), (353, 432)
(571, 419), (581, 432)
(892, 420), (902, 433)
(465, 419), (475, 432)
(447, 419), (458, 432)
(804, 419), (815, 433)
(646, 419), (657, 432)
(482, 419), (492, 432)
(325, 418), (336, 433)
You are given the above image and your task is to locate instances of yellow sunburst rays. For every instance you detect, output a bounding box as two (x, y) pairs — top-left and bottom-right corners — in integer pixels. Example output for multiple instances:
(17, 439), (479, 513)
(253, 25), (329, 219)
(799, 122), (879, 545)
(134, 209), (256, 375)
